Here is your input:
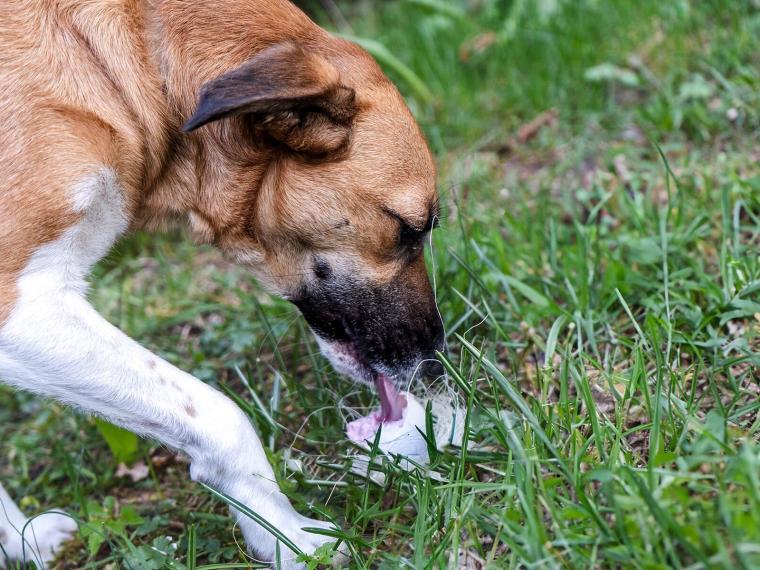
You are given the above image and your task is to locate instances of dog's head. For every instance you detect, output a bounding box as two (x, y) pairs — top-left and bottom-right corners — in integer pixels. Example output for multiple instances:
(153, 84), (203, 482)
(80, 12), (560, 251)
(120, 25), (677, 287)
(182, 40), (444, 387)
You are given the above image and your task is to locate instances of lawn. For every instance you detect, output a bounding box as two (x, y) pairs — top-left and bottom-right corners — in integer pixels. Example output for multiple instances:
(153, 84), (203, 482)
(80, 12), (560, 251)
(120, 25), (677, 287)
(1, 0), (759, 568)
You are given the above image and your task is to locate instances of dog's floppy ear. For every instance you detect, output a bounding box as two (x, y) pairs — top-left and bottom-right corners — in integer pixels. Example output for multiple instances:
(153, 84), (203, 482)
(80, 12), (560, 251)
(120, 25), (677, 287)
(182, 42), (357, 156)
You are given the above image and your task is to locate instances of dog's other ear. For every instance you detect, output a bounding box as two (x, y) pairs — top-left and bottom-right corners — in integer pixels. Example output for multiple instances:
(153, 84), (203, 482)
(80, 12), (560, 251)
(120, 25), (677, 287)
(182, 42), (357, 156)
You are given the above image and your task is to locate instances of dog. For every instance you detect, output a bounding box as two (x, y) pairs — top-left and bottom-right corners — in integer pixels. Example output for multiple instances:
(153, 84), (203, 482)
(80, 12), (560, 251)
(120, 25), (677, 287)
(0, 0), (443, 567)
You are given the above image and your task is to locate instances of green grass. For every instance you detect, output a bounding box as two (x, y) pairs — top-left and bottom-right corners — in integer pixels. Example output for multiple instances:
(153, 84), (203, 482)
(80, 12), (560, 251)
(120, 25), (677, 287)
(1, 0), (759, 568)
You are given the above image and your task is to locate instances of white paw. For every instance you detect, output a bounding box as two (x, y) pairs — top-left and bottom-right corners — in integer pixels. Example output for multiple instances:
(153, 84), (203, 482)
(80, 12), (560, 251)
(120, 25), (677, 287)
(238, 511), (348, 569)
(289, 514), (348, 567)
(1, 510), (77, 568)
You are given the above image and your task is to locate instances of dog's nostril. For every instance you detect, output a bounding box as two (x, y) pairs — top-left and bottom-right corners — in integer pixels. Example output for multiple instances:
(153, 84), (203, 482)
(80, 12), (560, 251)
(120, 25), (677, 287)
(419, 359), (445, 378)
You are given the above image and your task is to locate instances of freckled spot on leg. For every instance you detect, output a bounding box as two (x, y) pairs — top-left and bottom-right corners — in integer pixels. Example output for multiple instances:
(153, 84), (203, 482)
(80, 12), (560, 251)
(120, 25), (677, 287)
(147, 359), (157, 369)
(142, 420), (164, 433)
(157, 376), (166, 385)
(171, 381), (181, 391)
(184, 400), (197, 417)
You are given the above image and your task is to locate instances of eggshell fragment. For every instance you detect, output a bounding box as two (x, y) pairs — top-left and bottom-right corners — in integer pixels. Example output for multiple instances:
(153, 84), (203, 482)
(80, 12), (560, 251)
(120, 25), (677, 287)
(346, 392), (430, 463)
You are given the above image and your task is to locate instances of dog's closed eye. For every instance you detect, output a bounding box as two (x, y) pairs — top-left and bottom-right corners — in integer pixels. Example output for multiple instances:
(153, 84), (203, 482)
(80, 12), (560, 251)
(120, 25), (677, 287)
(382, 204), (440, 251)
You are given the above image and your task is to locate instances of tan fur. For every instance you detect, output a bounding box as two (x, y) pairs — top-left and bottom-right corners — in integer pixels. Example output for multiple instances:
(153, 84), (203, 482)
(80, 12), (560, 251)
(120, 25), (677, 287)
(0, 0), (437, 323)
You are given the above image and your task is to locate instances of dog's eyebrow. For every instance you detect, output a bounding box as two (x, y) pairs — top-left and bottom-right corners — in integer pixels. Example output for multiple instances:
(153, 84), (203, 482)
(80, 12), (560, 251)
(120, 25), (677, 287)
(383, 200), (440, 234)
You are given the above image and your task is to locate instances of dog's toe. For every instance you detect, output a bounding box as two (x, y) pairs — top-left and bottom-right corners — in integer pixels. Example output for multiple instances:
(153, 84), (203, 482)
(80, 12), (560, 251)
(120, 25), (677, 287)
(285, 515), (349, 569)
(25, 509), (78, 563)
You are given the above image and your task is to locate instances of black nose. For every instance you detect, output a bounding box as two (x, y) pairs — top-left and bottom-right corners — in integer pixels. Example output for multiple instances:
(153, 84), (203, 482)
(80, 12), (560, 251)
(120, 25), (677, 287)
(418, 358), (445, 379)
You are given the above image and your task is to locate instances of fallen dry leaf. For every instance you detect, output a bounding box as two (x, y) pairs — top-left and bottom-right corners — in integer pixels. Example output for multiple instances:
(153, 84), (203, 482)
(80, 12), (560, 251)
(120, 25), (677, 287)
(115, 461), (149, 483)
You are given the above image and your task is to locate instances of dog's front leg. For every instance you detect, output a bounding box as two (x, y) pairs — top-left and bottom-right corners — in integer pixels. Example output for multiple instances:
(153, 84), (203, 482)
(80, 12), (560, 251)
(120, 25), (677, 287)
(0, 286), (338, 568)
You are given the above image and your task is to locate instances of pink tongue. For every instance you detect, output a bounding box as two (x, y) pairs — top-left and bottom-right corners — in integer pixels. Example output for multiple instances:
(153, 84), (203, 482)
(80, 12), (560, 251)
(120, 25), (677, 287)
(375, 374), (406, 422)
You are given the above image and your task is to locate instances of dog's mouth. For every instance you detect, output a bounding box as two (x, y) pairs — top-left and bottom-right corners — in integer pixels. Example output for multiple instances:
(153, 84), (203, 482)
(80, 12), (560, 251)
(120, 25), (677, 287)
(312, 336), (407, 422)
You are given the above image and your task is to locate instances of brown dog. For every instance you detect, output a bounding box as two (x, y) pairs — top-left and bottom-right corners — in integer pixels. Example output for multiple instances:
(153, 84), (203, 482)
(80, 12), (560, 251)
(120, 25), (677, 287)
(0, 0), (442, 568)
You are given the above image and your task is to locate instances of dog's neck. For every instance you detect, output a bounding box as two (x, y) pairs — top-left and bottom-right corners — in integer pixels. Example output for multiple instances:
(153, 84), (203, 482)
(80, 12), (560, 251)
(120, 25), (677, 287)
(133, 0), (326, 245)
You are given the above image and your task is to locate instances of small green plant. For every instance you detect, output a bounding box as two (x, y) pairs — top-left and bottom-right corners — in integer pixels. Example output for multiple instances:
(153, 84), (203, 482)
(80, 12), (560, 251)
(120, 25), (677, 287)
(79, 497), (144, 558)
(95, 419), (140, 464)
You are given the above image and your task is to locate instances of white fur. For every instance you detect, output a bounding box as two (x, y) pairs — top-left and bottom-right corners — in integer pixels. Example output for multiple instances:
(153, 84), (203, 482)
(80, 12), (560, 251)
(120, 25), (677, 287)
(0, 171), (338, 568)
(314, 335), (371, 385)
